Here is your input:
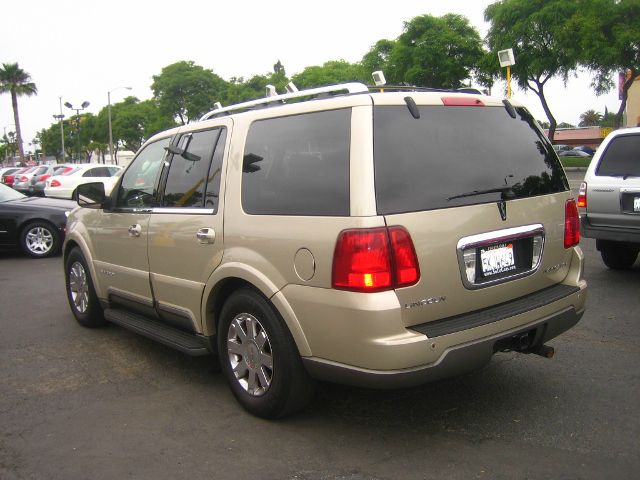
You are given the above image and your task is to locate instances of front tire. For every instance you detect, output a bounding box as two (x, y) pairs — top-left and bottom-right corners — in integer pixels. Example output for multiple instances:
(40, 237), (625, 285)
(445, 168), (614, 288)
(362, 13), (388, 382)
(598, 240), (639, 270)
(218, 288), (315, 418)
(20, 221), (60, 258)
(65, 247), (105, 327)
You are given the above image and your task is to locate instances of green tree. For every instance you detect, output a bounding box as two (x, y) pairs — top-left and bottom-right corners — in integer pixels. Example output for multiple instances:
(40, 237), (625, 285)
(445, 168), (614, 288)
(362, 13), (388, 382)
(557, 122), (576, 129)
(389, 14), (484, 88)
(361, 39), (397, 80)
(152, 61), (228, 124)
(0, 62), (37, 163)
(485, 0), (579, 141)
(578, 109), (602, 127)
(565, 0), (640, 128)
(291, 60), (367, 89)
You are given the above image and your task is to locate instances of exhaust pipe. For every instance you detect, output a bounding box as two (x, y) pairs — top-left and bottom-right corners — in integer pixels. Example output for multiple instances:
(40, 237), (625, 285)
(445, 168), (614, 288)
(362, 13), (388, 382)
(527, 344), (555, 359)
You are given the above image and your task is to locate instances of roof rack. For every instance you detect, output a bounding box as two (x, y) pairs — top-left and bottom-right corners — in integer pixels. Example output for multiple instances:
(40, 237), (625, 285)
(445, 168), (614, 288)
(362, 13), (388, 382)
(199, 82), (369, 121)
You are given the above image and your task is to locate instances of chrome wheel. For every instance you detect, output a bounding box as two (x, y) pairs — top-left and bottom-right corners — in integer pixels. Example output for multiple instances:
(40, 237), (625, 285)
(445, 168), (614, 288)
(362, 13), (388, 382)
(227, 313), (273, 396)
(69, 261), (89, 314)
(25, 225), (54, 255)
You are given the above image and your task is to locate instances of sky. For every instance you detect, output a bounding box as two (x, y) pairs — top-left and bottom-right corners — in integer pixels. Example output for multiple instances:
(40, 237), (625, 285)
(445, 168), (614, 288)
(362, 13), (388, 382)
(1, 0), (621, 153)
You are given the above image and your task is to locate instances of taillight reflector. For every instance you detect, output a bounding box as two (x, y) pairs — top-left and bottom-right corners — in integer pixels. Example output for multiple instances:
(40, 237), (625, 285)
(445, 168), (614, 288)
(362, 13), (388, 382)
(577, 182), (587, 208)
(332, 227), (420, 293)
(564, 199), (580, 248)
(50, 179), (61, 187)
(441, 97), (485, 107)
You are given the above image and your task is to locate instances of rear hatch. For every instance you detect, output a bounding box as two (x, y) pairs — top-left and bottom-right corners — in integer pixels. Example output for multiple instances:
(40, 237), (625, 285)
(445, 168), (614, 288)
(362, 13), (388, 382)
(585, 132), (640, 229)
(372, 94), (574, 328)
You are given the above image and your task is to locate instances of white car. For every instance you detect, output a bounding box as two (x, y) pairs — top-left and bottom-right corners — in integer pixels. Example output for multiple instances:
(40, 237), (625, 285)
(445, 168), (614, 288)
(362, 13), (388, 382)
(44, 164), (122, 199)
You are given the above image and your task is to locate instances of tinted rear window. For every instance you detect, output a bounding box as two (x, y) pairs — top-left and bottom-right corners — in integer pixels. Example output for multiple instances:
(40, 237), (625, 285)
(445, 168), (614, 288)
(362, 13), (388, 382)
(374, 105), (568, 215)
(242, 109), (350, 216)
(596, 134), (640, 177)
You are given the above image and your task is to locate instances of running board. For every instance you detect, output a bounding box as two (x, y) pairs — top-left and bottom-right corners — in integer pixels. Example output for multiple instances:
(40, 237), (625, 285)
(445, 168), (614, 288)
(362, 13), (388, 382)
(104, 307), (211, 356)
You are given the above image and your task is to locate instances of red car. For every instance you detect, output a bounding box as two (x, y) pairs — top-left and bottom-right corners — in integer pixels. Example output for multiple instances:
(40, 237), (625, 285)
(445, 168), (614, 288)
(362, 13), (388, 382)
(2, 167), (30, 187)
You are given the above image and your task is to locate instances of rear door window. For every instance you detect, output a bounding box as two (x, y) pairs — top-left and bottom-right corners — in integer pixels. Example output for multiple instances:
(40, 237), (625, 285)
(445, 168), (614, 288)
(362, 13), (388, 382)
(374, 105), (568, 215)
(242, 109), (351, 216)
(596, 134), (640, 177)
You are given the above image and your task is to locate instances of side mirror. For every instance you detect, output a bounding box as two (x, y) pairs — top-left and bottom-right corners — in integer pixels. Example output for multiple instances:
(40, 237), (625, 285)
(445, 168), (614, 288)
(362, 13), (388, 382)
(75, 182), (108, 209)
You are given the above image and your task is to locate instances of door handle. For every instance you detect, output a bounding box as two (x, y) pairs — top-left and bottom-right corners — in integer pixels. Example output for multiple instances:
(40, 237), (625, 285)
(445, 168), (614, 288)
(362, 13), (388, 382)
(128, 224), (142, 237)
(196, 227), (215, 244)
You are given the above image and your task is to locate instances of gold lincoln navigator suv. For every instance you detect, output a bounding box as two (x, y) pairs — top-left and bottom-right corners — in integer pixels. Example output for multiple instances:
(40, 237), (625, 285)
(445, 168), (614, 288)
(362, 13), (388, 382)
(63, 82), (587, 418)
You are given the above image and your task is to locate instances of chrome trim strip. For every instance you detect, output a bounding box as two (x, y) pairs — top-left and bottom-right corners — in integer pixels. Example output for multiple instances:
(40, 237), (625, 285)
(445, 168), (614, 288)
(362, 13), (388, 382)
(456, 224), (545, 290)
(151, 208), (215, 215)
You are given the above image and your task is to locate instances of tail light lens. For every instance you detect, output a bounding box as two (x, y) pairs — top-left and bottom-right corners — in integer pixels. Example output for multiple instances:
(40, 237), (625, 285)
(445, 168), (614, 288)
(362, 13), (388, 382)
(50, 179), (61, 187)
(332, 227), (420, 292)
(564, 199), (580, 248)
(38, 174), (50, 182)
(19, 175), (28, 182)
(577, 182), (587, 208)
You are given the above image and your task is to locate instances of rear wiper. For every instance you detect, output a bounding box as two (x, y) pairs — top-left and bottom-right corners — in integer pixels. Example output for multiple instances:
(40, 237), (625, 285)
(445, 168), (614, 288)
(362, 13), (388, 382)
(447, 185), (516, 201)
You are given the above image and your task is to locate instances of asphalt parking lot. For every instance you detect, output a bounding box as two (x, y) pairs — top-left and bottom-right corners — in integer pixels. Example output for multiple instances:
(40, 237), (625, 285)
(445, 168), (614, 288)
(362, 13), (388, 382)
(1, 201), (639, 478)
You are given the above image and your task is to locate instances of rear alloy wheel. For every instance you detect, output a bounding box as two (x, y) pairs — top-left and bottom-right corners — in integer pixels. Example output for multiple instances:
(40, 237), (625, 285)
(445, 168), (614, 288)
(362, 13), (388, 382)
(598, 240), (639, 270)
(65, 247), (105, 327)
(20, 221), (60, 258)
(218, 288), (315, 418)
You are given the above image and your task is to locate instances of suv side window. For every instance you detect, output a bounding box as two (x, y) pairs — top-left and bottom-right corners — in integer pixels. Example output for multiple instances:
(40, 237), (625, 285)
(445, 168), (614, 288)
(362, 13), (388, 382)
(161, 127), (226, 210)
(117, 137), (171, 208)
(241, 109), (351, 216)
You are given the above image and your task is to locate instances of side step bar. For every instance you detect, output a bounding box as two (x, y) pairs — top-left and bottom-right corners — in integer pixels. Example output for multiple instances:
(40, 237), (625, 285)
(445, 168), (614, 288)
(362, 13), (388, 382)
(104, 307), (211, 356)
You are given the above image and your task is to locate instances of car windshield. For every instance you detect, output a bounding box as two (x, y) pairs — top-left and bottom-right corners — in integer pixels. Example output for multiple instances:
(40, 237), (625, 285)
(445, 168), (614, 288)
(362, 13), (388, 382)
(0, 183), (26, 202)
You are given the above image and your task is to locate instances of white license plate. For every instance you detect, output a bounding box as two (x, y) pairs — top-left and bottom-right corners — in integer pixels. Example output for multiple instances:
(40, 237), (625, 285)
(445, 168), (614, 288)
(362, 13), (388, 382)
(480, 243), (516, 276)
(634, 197), (640, 212)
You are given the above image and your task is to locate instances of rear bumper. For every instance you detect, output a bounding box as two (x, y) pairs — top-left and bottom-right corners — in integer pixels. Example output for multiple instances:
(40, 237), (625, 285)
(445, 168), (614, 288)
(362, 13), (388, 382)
(580, 215), (640, 244)
(303, 305), (583, 389)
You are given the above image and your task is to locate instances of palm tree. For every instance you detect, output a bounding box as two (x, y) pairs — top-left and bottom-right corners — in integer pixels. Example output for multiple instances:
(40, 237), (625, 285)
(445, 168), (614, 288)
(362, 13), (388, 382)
(578, 109), (602, 127)
(0, 63), (37, 163)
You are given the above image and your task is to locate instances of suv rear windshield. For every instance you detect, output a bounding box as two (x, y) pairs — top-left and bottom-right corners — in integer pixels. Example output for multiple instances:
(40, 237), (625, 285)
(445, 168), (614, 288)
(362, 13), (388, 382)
(374, 105), (568, 215)
(596, 133), (640, 177)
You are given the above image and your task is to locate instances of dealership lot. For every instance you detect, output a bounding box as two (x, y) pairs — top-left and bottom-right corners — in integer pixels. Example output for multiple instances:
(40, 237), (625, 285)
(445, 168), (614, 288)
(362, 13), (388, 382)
(1, 234), (639, 479)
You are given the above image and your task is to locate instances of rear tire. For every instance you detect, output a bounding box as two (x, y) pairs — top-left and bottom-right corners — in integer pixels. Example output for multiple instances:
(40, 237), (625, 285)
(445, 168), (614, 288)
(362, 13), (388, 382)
(65, 247), (105, 327)
(598, 240), (639, 270)
(218, 288), (316, 418)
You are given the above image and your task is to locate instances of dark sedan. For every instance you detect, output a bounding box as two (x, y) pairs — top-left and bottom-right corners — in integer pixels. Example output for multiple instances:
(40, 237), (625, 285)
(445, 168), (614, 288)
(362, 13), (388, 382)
(0, 183), (76, 258)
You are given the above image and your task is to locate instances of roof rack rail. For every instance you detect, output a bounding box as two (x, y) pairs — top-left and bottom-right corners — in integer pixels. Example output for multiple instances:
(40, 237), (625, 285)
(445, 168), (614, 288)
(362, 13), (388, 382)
(199, 82), (369, 121)
(367, 85), (485, 95)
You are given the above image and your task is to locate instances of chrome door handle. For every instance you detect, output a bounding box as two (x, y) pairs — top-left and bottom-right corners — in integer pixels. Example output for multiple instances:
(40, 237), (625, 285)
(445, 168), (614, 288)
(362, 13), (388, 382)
(196, 227), (215, 244)
(128, 224), (142, 237)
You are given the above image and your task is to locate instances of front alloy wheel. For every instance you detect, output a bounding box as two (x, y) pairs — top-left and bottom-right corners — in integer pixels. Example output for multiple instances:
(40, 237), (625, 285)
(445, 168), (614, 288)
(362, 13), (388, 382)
(227, 313), (273, 396)
(68, 261), (90, 314)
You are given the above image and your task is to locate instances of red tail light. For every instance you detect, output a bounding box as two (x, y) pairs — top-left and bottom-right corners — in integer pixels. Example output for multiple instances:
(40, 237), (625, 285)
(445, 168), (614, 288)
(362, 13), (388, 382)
(50, 179), (61, 187)
(332, 227), (420, 292)
(441, 97), (484, 106)
(564, 199), (580, 248)
(577, 182), (587, 208)
(38, 174), (50, 182)
(19, 175), (28, 182)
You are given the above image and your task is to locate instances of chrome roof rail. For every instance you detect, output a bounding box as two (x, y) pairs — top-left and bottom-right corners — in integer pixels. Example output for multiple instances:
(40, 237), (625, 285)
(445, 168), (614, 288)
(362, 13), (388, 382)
(199, 82), (369, 121)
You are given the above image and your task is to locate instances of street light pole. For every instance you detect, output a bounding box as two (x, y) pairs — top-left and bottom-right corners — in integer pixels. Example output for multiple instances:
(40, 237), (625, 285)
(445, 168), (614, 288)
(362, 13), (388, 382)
(53, 97), (66, 162)
(64, 101), (90, 162)
(108, 86), (132, 165)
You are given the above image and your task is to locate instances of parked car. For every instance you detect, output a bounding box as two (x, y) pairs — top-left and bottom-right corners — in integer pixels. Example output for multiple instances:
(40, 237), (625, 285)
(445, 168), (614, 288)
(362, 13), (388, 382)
(29, 165), (73, 197)
(0, 183), (76, 257)
(0, 166), (21, 179)
(579, 126), (640, 268)
(573, 145), (596, 155)
(553, 144), (572, 152)
(44, 164), (122, 199)
(64, 82), (586, 418)
(1, 167), (29, 187)
(13, 165), (50, 194)
(558, 149), (591, 157)
(102, 167), (124, 195)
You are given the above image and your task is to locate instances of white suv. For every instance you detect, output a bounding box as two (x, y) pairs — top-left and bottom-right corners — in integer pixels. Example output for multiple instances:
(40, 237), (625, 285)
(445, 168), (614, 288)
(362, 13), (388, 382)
(579, 127), (640, 268)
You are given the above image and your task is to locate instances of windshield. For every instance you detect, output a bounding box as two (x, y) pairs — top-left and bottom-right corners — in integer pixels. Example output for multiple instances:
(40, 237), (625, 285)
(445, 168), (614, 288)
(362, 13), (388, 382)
(373, 104), (568, 215)
(0, 183), (26, 202)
